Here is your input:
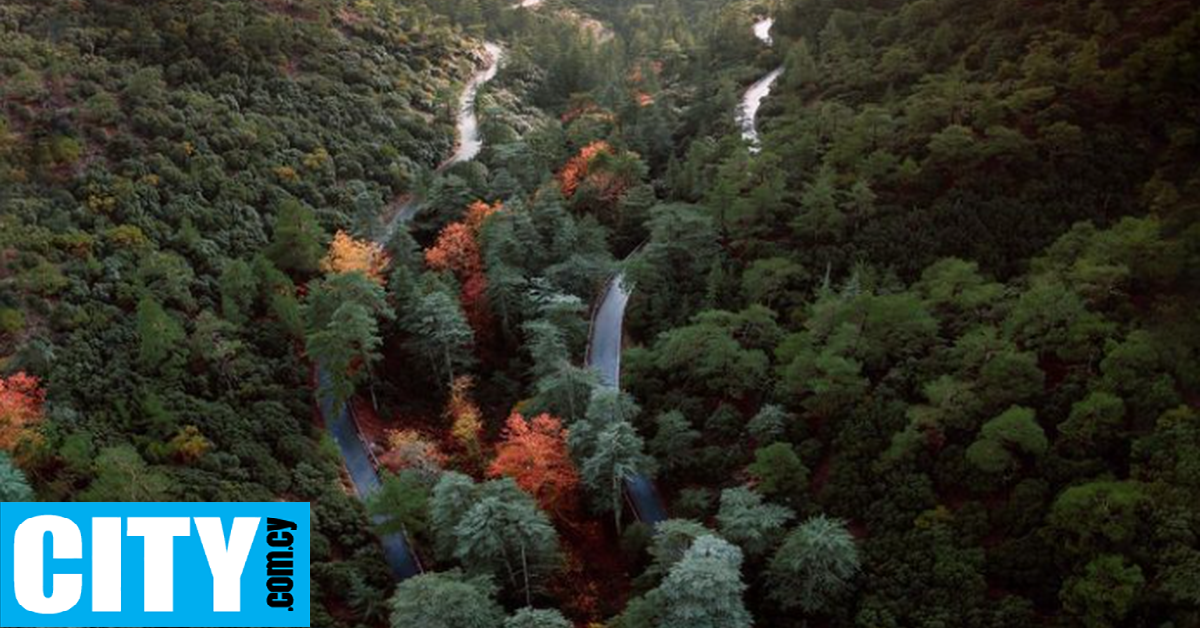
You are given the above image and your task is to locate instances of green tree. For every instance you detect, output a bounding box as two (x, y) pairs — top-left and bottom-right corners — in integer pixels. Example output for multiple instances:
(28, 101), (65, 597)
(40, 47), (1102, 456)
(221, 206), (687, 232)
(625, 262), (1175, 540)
(405, 286), (475, 387)
(1059, 391), (1126, 456)
(81, 445), (173, 502)
(747, 442), (809, 503)
(1060, 555), (1145, 628)
(430, 472), (480, 560)
(136, 296), (184, 375)
(368, 471), (429, 537)
(452, 480), (560, 605)
(580, 419), (654, 531)
(503, 608), (571, 628)
(1047, 481), (1148, 557)
(716, 486), (794, 557)
(768, 515), (860, 613)
(307, 301), (383, 406)
(650, 535), (751, 628)
(649, 411), (700, 474)
(219, 259), (258, 325)
(965, 406), (1048, 475)
(747, 404), (791, 444)
(390, 571), (504, 628)
(268, 200), (325, 275)
(0, 452), (34, 502)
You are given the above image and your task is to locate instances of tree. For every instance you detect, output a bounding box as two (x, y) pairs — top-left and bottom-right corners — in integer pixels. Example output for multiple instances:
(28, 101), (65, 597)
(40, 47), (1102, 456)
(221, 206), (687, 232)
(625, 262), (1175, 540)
(1060, 555), (1145, 628)
(380, 429), (446, 479)
(0, 372), (44, 451)
(406, 286), (475, 387)
(649, 411), (700, 474)
(81, 445), (173, 502)
(452, 479), (560, 605)
(747, 442), (809, 503)
(747, 404), (791, 444)
(135, 296), (184, 375)
(322, 230), (390, 284)
(792, 166), (844, 241)
(1047, 481), (1147, 557)
(1059, 391), (1126, 456)
(431, 472), (481, 560)
(580, 418), (654, 531)
(306, 301), (383, 406)
(368, 471), (430, 537)
(268, 199), (325, 275)
(965, 406), (1048, 475)
(644, 519), (713, 583)
(651, 535), (751, 628)
(390, 571), (504, 628)
(446, 376), (484, 459)
(0, 452), (33, 501)
(488, 413), (579, 515)
(716, 486), (794, 557)
(219, 259), (258, 324)
(768, 515), (860, 613)
(503, 608), (571, 628)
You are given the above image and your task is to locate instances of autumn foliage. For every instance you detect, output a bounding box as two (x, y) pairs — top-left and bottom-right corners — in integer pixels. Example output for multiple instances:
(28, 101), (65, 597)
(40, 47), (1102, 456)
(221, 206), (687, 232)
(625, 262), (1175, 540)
(445, 376), (484, 458)
(380, 428), (447, 477)
(425, 201), (502, 341)
(557, 141), (612, 198)
(0, 372), (44, 451)
(489, 412), (579, 515)
(321, 230), (390, 284)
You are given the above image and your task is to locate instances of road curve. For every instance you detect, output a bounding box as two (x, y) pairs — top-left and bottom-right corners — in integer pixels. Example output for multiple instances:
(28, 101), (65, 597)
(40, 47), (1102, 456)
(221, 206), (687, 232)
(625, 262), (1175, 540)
(586, 274), (669, 526)
(316, 42), (503, 581)
(739, 17), (783, 152)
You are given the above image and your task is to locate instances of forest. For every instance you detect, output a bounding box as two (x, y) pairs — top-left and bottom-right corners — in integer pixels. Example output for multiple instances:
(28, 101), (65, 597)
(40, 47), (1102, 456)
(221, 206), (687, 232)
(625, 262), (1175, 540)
(1, 0), (1197, 626)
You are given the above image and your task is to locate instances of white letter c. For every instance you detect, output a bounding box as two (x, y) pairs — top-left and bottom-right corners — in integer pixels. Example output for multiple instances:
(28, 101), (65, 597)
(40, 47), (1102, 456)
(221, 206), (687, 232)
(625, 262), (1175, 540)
(13, 515), (83, 614)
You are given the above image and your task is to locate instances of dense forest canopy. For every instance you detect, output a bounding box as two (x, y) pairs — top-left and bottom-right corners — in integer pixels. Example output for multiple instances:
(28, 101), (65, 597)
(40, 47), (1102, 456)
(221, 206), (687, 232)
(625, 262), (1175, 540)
(1, 0), (1197, 626)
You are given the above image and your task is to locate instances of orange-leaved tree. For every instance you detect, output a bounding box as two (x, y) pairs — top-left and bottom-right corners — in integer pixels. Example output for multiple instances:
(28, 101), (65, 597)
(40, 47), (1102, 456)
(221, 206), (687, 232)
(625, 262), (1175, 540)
(557, 141), (612, 198)
(488, 412), (578, 515)
(321, 230), (390, 284)
(425, 201), (502, 341)
(0, 372), (44, 451)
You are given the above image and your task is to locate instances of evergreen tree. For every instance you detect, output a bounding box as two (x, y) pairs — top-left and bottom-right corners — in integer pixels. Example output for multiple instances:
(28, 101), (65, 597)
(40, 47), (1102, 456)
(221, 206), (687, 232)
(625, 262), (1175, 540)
(768, 516), (860, 613)
(390, 571), (504, 628)
(268, 200), (325, 275)
(0, 452), (33, 502)
(405, 285), (475, 387)
(716, 486), (794, 557)
(651, 535), (752, 628)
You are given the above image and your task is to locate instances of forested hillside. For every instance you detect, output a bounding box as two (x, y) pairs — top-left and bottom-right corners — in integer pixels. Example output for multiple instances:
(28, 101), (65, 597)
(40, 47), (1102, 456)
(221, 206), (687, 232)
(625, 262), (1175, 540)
(1, 0), (1197, 626)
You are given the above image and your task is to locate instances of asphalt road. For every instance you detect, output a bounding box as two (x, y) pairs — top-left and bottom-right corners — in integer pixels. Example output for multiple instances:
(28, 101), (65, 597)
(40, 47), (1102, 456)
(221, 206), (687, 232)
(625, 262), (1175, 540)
(315, 42), (502, 581)
(587, 274), (669, 526)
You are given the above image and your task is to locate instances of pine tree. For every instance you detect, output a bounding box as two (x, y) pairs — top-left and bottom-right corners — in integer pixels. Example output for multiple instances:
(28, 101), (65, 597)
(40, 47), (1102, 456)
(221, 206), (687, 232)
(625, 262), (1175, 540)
(768, 515), (860, 613)
(405, 286), (475, 387)
(580, 419), (654, 531)
(0, 452), (33, 501)
(651, 535), (752, 628)
(136, 296), (184, 375)
(390, 571), (504, 628)
(268, 199), (325, 275)
(716, 486), (794, 557)
(504, 608), (571, 628)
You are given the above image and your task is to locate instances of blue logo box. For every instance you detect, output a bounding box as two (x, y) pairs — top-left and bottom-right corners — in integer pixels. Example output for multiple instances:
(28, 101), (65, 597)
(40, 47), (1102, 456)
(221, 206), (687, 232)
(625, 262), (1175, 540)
(0, 502), (310, 627)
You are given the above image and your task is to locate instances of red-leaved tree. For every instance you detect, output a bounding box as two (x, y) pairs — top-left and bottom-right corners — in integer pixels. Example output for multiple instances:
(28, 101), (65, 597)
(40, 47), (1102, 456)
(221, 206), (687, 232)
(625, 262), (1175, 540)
(0, 372), (44, 451)
(488, 412), (579, 516)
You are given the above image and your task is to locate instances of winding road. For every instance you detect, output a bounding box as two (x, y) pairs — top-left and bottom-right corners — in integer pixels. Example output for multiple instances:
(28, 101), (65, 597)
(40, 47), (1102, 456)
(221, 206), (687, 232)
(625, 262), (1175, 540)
(738, 17), (782, 152)
(317, 42), (503, 581)
(586, 275), (669, 525)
